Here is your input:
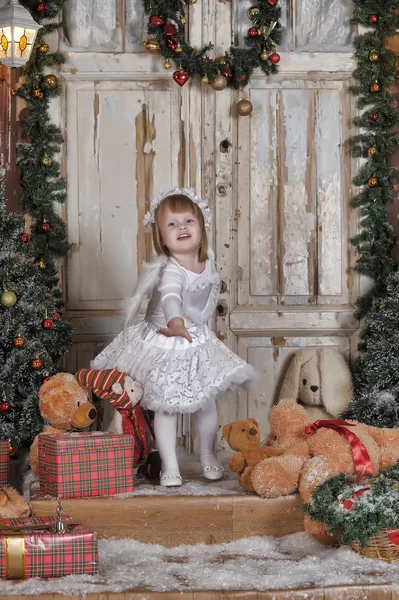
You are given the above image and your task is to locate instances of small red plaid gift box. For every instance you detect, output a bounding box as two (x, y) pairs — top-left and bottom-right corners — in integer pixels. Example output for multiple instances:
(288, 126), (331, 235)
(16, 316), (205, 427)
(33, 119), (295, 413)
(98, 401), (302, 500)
(38, 432), (134, 498)
(0, 515), (98, 579)
(0, 442), (9, 485)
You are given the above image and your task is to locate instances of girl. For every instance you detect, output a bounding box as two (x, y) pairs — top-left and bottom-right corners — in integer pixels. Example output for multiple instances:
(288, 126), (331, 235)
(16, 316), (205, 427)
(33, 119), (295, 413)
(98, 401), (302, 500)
(90, 188), (256, 487)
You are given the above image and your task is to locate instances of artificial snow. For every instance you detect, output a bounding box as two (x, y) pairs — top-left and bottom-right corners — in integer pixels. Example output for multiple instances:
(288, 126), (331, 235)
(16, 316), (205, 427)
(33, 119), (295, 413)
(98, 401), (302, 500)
(0, 533), (399, 595)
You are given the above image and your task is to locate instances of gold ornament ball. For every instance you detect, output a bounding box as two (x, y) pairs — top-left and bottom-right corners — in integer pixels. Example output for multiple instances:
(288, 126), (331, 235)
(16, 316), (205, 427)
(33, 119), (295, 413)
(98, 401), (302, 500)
(368, 146), (377, 157)
(163, 59), (171, 70)
(1, 291), (17, 307)
(36, 259), (46, 269)
(369, 50), (380, 62)
(181, 16), (186, 24)
(43, 74), (58, 89)
(41, 154), (52, 167)
(261, 49), (269, 61)
(13, 336), (24, 349)
(236, 98), (253, 116)
(39, 43), (50, 54)
(368, 175), (378, 187)
(145, 39), (160, 54)
(201, 75), (209, 85)
(8, 443), (16, 457)
(370, 80), (381, 93)
(32, 88), (43, 99)
(247, 7), (260, 19)
(32, 358), (43, 370)
(210, 73), (228, 91)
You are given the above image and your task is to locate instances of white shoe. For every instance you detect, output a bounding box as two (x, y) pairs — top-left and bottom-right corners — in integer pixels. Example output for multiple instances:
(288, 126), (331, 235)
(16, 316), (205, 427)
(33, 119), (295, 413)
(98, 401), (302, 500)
(201, 455), (225, 481)
(160, 472), (183, 487)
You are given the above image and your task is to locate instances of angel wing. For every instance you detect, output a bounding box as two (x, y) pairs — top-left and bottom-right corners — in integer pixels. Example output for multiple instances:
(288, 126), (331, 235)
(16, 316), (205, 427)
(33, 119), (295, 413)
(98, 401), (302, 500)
(123, 255), (168, 342)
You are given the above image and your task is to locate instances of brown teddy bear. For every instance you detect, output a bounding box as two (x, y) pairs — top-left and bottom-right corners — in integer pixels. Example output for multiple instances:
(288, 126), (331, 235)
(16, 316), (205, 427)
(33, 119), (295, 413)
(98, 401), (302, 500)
(222, 418), (283, 492)
(251, 401), (399, 540)
(29, 373), (97, 474)
(0, 486), (30, 519)
(279, 348), (352, 420)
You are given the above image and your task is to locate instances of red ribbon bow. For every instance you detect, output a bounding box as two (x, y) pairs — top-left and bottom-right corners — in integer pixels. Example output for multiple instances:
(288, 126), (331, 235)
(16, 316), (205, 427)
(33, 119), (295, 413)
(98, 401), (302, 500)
(305, 419), (373, 476)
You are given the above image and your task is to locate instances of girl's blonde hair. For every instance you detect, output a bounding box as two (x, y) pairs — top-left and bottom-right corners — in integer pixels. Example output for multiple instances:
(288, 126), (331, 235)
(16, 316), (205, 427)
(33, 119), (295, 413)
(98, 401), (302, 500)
(152, 194), (208, 262)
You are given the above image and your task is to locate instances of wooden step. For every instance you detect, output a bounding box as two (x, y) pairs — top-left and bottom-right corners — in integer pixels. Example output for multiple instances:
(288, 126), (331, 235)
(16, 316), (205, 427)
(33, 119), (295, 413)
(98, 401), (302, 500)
(31, 490), (304, 546)
(0, 583), (394, 599)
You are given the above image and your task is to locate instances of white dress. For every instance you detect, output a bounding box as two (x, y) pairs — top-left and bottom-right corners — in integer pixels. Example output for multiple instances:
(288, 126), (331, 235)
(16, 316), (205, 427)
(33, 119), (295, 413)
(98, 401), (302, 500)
(90, 256), (256, 413)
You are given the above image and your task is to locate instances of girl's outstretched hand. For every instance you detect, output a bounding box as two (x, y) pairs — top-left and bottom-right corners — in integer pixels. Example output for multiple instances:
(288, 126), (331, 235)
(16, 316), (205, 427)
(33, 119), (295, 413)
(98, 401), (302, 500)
(157, 317), (192, 343)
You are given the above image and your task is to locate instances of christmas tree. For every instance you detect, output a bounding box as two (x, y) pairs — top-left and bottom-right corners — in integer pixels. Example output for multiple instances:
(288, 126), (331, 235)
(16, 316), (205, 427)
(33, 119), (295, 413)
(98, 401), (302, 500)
(0, 180), (71, 449)
(0, 0), (71, 450)
(344, 0), (399, 426)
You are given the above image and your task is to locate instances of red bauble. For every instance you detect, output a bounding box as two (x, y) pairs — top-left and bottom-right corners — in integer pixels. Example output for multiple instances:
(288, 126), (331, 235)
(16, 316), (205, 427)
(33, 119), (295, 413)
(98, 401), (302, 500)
(248, 27), (259, 37)
(42, 318), (54, 330)
(269, 52), (280, 64)
(37, 2), (45, 11)
(172, 70), (189, 87)
(164, 23), (177, 36)
(0, 402), (11, 414)
(369, 14), (378, 24)
(168, 38), (178, 51)
(149, 15), (164, 26)
(53, 312), (61, 320)
(235, 75), (247, 83)
(370, 112), (379, 122)
(40, 221), (51, 233)
(42, 376), (52, 384)
(267, 0), (278, 4)
(20, 232), (30, 244)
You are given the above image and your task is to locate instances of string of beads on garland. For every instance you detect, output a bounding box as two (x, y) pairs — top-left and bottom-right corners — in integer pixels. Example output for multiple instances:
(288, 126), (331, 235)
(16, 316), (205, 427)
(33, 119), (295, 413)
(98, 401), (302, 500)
(141, 0), (282, 90)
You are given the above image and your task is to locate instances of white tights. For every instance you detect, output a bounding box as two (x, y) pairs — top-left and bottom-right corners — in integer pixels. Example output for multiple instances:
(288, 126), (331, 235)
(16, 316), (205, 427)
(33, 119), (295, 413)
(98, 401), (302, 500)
(153, 401), (222, 476)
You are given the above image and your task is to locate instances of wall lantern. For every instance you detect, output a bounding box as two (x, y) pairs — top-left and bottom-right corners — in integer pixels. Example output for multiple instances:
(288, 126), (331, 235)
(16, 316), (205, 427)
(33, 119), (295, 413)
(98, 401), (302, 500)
(0, 0), (41, 67)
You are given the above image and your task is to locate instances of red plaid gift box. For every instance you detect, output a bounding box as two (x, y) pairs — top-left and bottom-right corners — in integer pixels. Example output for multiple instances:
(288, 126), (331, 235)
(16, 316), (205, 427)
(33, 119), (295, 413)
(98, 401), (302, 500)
(0, 442), (9, 485)
(0, 515), (98, 579)
(38, 432), (135, 498)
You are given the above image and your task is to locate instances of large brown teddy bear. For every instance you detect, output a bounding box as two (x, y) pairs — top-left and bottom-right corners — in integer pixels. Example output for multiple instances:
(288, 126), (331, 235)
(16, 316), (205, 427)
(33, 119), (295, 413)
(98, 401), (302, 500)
(222, 418), (283, 492)
(251, 401), (399, 540)
(30, 373), (97, 474)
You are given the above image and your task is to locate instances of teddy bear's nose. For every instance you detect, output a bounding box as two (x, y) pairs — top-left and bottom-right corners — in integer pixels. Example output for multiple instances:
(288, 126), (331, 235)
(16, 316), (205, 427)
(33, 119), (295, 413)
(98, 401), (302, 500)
(310, 385), (318, 392)
(89, 408), (97, 420)
(249, 428), (257, 436)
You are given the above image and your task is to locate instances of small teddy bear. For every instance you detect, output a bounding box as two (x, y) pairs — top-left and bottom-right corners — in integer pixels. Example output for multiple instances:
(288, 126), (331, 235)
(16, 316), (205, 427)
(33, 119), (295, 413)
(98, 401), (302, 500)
(30, 373), (97, 474)
(279, 348), (352, 420)
(0, 486), (30, 519)
(222, 418), (283, 493)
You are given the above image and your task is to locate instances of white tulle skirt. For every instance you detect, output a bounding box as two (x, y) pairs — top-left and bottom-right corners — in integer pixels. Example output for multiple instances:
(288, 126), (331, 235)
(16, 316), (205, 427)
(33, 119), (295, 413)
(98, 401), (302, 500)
(90, 319), (256, 413)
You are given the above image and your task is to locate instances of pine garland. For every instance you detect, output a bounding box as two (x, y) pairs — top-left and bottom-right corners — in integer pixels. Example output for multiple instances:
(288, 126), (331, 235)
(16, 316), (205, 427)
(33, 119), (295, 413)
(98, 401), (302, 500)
(303, 462), (399, 547)
(345, 0), (399, 426)
(142, 0), (282, 88)
(0, 0), (71, 448)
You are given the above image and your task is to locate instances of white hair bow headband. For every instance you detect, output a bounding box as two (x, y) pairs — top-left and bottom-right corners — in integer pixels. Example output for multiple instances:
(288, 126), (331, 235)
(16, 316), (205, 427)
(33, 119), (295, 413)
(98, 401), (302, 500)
(143, 187), (211, 232)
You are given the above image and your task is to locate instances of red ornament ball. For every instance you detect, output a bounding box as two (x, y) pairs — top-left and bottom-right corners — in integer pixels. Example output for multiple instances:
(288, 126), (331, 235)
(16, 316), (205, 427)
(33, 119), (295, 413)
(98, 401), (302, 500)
(370, 112), (379, 122)
(37, 2), (45, 12)
(235, 75), (247, 83)
(20, 232), (30, 244)
(164, 23), (177, 36)
(40, 221), (51, 233)
(13, 336), (24, 349)
(0, 402), (11, 414)
(269, 52), (280, 64)
(53, 312), (61, 320)
(42, 375), (52, 384)
(369, 14), (378, 24)
(42, 318), (54, 330)
(149, 15), (164, 26)
(248, 27), (259, 37)
(32, 358), (43, 369)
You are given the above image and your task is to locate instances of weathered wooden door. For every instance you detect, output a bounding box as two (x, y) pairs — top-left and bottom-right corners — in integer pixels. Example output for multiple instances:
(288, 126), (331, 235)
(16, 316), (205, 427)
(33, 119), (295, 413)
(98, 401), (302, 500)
(61, 0), (358, 443)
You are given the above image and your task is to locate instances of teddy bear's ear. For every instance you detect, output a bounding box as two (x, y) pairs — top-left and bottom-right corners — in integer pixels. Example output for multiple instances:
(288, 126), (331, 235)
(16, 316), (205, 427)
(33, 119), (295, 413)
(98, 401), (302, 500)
(249, 418), (259, 427)
(279, 348), (317, 404)
(222, 424), (232, 442)
(319, 348), (352, 417)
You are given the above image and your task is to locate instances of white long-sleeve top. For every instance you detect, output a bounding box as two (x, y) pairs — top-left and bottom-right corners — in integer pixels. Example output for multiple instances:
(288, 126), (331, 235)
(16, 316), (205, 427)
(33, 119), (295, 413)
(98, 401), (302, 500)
(146, 256), (220, 329)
